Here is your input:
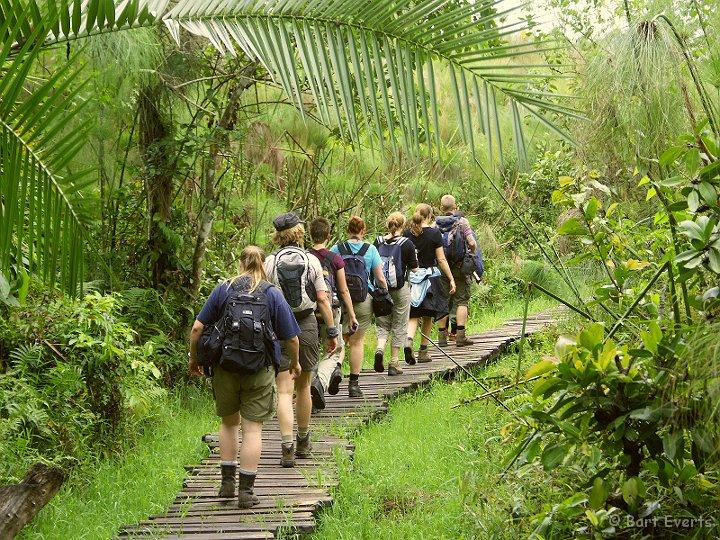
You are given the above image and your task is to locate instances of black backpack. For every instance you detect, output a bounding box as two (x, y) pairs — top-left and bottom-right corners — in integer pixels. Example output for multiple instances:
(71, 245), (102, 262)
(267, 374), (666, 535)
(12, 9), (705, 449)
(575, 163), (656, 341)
(315, 251), (340, 308)
(337, 242), (370, 303)
(199, 279), (277, 375)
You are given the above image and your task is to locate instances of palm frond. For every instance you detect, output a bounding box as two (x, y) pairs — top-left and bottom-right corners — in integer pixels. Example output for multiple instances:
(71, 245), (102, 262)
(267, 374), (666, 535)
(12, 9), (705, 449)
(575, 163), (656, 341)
(1, 2), (92, 295)
(24, 0), (577, 164)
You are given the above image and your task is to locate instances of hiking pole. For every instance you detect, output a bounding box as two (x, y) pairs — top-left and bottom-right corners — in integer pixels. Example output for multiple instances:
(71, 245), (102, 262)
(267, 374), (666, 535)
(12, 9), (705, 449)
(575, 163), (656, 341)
(419, 332), (527, 424)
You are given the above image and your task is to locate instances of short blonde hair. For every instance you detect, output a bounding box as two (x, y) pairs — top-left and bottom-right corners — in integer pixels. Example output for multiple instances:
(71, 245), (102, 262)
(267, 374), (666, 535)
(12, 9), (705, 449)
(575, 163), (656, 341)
(273, 223), (305, 247)
(440, 194), (456, 212)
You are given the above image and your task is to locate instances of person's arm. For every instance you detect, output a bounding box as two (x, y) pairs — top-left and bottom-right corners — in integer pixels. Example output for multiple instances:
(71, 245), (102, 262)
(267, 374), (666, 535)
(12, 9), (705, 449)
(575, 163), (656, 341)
(373, 263), (388, 290)
(283, 336), (301, 379)
(310, 257), (338, 353)
(188, 320), (205, 377)
(467, 236), (477, 253)
(463, 221), (477, 253)
(336, 268), (358, 327)
(189, 286), (222, 376)
(435, 246), (456, 295)
(316, 290), (338, 354)
(405, 241), (419, 271)
(370, 245), (388, 290)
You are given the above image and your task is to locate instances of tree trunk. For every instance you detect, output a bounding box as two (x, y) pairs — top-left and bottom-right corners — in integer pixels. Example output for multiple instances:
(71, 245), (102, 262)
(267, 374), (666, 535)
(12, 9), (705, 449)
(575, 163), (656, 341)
(138, 84), (175, 288)
(190, 63), (258, 295)
(0, 464), (65, 540)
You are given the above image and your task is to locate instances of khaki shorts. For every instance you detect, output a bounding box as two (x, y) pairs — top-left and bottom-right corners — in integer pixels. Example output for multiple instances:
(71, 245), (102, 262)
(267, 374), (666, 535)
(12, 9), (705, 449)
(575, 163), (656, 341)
(212, 365), (276, 421)
(443, 269), (473, 307)
(342, 296), (373, 332)
(279, 313), (319, 372)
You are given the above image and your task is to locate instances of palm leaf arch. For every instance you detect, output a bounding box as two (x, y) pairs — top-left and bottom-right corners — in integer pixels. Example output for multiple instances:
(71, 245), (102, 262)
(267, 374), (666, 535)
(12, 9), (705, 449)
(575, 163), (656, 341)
(2, 0), (579, 294)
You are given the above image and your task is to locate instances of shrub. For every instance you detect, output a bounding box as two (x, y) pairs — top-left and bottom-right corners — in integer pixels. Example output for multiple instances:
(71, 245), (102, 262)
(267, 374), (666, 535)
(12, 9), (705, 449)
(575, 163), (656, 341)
(0, 286), (170, 483)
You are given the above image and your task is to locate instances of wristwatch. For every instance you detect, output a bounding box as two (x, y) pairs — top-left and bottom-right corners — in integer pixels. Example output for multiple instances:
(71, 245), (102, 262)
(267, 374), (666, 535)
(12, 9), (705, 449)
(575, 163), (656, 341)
(327, 326), (339, 338)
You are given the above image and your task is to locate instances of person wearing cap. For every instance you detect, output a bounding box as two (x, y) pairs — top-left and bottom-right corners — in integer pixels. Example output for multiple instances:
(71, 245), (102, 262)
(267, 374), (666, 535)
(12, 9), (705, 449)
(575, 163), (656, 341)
(264, 212), (338, 468)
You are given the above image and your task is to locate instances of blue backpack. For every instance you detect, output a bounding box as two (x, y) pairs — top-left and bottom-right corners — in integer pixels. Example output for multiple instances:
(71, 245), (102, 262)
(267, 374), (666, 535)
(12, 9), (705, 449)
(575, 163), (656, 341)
(435, 215), (466, 264)
(337, 242), (370, 303)
(375, 236), (408, 289)
(469, 232), (485, 279)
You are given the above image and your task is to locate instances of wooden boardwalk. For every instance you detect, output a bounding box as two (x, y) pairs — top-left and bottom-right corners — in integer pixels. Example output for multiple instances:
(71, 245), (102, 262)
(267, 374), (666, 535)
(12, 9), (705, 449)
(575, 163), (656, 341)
(118, 313), (556, 539)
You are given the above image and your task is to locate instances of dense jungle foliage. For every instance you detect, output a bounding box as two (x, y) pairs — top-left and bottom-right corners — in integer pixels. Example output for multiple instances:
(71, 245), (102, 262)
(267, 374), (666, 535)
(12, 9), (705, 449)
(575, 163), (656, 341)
(1, 0), (719, 537)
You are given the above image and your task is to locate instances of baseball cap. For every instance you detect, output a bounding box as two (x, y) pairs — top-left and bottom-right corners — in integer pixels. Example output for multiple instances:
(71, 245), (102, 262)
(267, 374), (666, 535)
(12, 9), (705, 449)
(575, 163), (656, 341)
(273, 211), (305, 232)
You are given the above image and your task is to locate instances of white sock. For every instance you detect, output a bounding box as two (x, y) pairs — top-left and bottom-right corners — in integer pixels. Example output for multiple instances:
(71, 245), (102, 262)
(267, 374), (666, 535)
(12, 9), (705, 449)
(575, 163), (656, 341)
(220, 460), (238, 467)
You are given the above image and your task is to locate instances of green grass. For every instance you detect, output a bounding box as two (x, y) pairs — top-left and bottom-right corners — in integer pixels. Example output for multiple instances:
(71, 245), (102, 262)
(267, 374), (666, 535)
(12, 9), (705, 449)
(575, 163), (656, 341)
(313, 338), (563, 539)
(20, 386), (217, 540)
(19, 298), (556, 539)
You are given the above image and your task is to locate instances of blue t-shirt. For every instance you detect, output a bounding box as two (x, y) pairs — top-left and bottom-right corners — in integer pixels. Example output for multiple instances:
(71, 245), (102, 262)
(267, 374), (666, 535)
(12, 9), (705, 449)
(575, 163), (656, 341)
(196, 279), (301, 366)
(331, 240), (382, 291)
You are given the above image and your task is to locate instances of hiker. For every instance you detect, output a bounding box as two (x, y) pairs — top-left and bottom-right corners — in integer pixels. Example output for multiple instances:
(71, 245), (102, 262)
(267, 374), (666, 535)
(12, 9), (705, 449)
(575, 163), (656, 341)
(330, 215), (388, 397)
(373, 212), (419, 375)
(265, 212), (338, 468)
(403, 203), (456, 363)
(435, 195), (479, 347)
(307, 217), (360, 408)
(188, 246), (301, 509)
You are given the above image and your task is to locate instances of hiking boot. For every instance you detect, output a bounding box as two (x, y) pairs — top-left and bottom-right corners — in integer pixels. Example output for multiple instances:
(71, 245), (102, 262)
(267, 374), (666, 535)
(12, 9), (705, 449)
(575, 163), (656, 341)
(218, 463), (236, 498)
(296, 433), (312, 458)
(456, 329), (475, 347)
(310, 376), (326, 410)
(237, 471), (259, 509)
(438, 329), (449, 347)
(417, 349), (431, 363)
(374, 349), (384, 373)
(404, 345), (416, 365)
(388, 361), (403, 376)
(328, 363), (342, 396)
(280, 442), (295, 468)
(348, 379), (364, 398)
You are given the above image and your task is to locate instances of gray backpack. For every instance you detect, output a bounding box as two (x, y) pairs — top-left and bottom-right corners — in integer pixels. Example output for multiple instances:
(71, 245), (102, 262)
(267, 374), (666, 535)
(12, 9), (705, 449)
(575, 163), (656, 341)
(268, 246), (317, 314)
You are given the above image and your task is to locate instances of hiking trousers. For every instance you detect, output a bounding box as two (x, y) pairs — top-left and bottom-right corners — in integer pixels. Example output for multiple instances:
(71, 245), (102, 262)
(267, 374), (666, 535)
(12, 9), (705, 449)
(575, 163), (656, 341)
(376, 283), (411, 348)
(317, 307), (345, 389)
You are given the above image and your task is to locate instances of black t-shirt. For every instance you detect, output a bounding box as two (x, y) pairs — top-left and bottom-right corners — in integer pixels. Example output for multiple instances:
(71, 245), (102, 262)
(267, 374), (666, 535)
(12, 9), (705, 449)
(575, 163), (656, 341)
(403, 227), (443, 268)
(373, 235), (419, 288)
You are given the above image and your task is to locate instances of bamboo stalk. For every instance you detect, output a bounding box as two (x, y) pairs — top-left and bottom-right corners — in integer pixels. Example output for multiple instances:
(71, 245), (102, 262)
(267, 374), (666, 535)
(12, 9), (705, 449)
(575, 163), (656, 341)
(452, 376), (541, 409)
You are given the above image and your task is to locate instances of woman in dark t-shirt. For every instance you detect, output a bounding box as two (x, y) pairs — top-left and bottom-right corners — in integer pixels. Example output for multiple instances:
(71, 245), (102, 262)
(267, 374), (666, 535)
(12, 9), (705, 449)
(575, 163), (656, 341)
(403, 203), (456, 363)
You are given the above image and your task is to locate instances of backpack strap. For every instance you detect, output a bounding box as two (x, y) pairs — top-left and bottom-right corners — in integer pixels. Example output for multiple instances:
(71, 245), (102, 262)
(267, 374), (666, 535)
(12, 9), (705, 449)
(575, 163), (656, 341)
(322, 251), (336, 270)
(337, 242), (351, 256)
(229, 276), (251, 293)
(357, 242), (370, 257)
(257, 281), (273, 294)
